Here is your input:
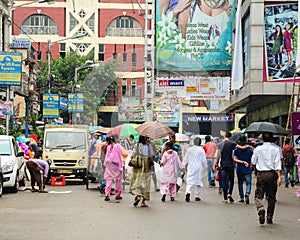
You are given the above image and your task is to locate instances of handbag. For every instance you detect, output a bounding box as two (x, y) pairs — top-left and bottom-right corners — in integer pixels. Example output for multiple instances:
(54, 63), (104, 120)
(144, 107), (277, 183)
(128, 155), (142, 168)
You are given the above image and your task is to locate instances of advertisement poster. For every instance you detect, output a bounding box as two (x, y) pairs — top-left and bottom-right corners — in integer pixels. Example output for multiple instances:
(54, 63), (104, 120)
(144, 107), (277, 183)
(0, 101), (13, 119)
(0, 52), (22, 86)
(68, 93), (84, 113)
(156, 0), (236, 71)
(118, 97), (145, 122)
(264, 3), (299, 81)
(156, 77), (230, 100)
(43, 94), (59, 118)
(153, 94), (182, 124)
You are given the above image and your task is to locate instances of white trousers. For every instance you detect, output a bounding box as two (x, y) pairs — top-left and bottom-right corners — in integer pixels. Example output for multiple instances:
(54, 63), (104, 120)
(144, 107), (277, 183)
(185, 184), (201, 198)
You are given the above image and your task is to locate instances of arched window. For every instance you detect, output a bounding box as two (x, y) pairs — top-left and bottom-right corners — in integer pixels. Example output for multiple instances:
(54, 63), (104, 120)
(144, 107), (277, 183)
(20, 14), (58, 35)
(106, 16), (143, 37)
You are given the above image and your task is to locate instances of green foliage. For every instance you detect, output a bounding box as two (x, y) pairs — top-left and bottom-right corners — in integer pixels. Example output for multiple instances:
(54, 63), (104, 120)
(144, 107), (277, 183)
(80, 60), (119, 125)
(9, 123), (23, 138)
(36, 52), (94, 96)
(29, 113), (43, 138)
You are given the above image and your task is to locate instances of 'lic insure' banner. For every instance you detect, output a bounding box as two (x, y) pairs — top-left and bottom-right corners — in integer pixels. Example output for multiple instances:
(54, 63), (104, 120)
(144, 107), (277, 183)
(156, 0), (236, 71)
(0, 52), (22, 86)
(43, 94), (60, 119)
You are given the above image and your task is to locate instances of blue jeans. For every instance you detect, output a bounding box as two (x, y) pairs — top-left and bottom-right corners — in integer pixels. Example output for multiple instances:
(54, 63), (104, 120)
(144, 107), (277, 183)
(220, 167), (234, 200)
(283, 166), (294, 186)
(237, 173), (252, 199)
(207, 158), (216, 185)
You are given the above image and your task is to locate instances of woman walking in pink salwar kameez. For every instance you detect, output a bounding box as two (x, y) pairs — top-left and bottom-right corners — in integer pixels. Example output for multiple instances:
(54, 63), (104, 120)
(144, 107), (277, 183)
(160, 142), (184, 202)
(103, 136), (123, 201)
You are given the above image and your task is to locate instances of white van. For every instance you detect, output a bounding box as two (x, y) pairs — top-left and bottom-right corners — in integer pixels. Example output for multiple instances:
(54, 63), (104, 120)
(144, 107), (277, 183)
(0, 135), (26, 192)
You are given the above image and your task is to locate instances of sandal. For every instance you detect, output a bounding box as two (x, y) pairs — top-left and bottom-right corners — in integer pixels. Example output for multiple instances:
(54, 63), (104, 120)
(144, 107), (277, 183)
(31, 188), (38, 192)
(133, 196), (141, 207)
(141, 202), (149, 207)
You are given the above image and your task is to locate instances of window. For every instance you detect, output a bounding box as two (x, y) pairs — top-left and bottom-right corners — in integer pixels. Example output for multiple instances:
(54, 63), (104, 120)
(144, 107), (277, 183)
(60, 43), (66, 58)
(106, 17), (143, 37)
(86, 13), (95, 32)
(132, 79), (136, 96)
(98, 44), (104, 61)
(70, 14), (78, 31)
(77, 27), (87, 36)
(21, 14), (58, 35)
(122, 79), (127, 96)
(122, 52), (127, 71)
(132, 52), (137, 71)
(76, 43), (90, 54)
(79, 10), (86, 18)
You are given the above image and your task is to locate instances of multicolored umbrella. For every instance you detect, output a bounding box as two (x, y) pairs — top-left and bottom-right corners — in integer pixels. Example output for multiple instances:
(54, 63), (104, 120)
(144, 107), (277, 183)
(107, 124), (139, 139)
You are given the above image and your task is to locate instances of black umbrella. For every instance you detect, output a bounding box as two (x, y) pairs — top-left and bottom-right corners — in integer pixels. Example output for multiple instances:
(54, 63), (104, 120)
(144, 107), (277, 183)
(244, 122), (289, 136)
(231, 132), (243, 141)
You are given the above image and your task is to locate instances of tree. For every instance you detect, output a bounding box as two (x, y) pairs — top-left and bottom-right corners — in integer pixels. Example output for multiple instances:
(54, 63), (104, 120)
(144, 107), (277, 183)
(37, 52), (94, 96)
(37, 52), (119, 124)
(79, 60), (119, 125)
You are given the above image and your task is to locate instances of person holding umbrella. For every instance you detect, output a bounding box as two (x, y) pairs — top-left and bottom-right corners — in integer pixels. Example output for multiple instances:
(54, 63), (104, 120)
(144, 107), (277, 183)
(251, 132), (282, 224)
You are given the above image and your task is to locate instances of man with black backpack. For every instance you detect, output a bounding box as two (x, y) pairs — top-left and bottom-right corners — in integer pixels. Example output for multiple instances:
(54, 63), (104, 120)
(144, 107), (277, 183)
(282, 138), (296, 188)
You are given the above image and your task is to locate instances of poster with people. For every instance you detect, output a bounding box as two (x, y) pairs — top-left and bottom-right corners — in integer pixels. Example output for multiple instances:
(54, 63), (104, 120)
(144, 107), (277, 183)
(156, 0), (236, 71)
(264, 3), (299, 81)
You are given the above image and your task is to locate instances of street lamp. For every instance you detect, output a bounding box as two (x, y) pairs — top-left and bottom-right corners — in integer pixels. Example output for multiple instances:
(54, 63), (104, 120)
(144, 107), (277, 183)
(47, 32), (87, 93)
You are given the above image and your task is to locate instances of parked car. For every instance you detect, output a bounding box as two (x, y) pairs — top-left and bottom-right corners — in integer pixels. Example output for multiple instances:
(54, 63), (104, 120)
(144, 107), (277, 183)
(0, 136), (26, 193)
(0, 159), (3, 197)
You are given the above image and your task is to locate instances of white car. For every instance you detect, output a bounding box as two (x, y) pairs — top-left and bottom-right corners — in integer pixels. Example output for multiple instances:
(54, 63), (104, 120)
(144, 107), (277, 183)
(0, 136), (26, 193)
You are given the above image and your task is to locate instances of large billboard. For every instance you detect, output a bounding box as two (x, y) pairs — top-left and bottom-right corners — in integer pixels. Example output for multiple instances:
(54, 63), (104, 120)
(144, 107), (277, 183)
(156, 77), (230, 100)
(264, 3), (299, 81)
(156, 0), (236, 71)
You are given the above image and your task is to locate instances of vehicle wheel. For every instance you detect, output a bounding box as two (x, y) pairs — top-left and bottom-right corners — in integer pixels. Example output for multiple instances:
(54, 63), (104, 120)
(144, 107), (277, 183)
(19, 177), (26, 187)
(12, 173), (19, 193)
(0, 177), (3, 197)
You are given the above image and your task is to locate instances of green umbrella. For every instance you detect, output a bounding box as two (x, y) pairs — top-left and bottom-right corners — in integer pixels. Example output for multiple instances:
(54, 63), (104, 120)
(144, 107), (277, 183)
(108, 124), (139, 139)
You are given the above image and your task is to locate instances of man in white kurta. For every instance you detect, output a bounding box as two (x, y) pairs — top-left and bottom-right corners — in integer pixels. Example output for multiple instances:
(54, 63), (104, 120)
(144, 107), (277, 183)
(182, 137), (207, 202)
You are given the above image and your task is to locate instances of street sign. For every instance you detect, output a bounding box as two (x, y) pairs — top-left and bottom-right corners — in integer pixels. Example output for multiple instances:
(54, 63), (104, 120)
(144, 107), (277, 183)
(0, 52), (22, 86)
(59, 97), (68, 111)
(68, 93), (84, 113)
(11, 38), (31, 49)
(43, 94), (60, 118)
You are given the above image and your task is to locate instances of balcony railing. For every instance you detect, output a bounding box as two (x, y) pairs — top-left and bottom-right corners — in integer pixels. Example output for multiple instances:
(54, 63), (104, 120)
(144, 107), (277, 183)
(20, 26), (58, 35)
(106, 27), (143, 37)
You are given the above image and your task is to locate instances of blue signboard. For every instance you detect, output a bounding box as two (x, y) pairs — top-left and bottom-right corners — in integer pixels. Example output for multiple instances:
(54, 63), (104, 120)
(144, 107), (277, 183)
(59, 97), (68, 111)
(183, 114), (235, 123)
(12, 38), (31, 49)
(0, 52), (22, 86)
(43, 94), (60, 118)
(68, 93), (84, 113)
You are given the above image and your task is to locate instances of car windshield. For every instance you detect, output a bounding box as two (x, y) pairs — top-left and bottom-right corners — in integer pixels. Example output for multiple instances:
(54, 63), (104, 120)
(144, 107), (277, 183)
(0, 140), (12, 155)
(45, 132), (86, 150)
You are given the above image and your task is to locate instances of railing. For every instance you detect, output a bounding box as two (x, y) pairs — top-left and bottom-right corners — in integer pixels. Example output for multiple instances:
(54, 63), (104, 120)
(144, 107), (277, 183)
(106, 27), (143, 37)
(20, 26), (58, 35)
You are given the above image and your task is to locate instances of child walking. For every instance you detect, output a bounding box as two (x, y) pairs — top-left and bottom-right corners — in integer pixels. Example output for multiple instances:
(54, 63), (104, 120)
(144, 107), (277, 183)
(160, 142), (184, 202)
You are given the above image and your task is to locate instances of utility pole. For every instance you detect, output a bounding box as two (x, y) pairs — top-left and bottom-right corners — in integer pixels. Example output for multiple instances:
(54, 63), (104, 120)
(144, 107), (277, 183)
(144, 0), (155, 122)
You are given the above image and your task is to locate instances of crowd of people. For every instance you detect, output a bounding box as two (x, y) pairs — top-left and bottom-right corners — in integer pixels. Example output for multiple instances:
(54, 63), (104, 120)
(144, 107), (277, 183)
(90, 130), (300, 225)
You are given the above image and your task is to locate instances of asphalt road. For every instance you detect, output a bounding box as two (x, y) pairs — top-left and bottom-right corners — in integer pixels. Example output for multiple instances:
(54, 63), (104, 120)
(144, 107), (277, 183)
(0, 177), (299, 240)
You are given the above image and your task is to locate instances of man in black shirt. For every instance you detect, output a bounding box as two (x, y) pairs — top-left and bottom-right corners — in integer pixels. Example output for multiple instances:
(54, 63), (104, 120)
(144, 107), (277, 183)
(214, 132), (237, 203)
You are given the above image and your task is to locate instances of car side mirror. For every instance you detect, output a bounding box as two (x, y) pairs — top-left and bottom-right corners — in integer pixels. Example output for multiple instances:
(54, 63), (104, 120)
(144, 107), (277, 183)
(17, 152), (24, 157)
